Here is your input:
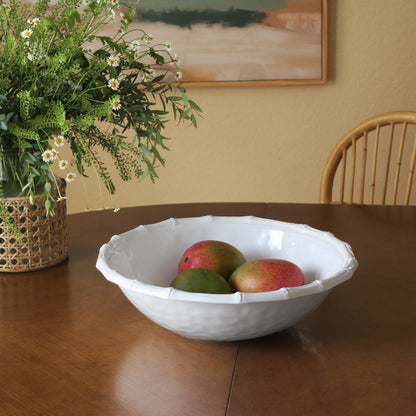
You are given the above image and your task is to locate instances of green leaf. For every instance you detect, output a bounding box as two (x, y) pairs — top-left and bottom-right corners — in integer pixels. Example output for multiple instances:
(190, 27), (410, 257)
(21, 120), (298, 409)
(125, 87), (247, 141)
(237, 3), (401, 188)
(139, 143), (153, 157)
(134, 153), (143, 170)
(127, 105), (144, 112)
(45, 199), (52, 213)
(138, 169), (149, 183)
(189, 100), (202, 113)
(182, 93), (189, 108)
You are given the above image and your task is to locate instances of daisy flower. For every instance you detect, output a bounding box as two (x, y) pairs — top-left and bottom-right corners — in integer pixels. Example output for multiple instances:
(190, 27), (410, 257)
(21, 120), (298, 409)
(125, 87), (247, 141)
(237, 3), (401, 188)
(107, 54), (120, 67)
(66, 172), (77, 183)
(57, 196), (67, 202)
(50, 148), (58, 159)
(133, 50), (140, 60)
(32, 18), (41, 26)
(175, 71), (183, 80)
(59, 160), (69, 170)
(41, 150), (54, 163)
(54, 135), (65, 147)
(131, 40), (140, 51)
(108, 78), (120, 90)
(21, 28), (32, 39)
(112, 98), (121, 111)
(120, 12), (128, 22)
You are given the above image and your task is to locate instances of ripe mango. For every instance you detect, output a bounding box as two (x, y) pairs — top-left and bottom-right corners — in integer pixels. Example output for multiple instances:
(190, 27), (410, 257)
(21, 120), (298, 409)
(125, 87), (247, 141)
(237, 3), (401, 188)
(229, 259), (304, 293)
(178, 240), (246, 279)
(171, 268), (233, 294)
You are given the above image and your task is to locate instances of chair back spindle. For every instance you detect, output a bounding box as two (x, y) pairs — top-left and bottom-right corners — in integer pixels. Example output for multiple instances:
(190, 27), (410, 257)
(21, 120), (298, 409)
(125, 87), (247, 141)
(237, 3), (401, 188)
(320, 111), (416, 205)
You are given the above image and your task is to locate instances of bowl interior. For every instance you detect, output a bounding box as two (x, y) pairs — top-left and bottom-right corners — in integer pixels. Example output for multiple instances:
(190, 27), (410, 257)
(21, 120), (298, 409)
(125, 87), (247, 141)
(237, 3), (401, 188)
(104, 217), (351, 290)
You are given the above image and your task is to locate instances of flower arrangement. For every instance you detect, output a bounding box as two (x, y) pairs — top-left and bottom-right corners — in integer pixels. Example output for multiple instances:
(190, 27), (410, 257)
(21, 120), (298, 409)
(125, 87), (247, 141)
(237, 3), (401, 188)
(0, 0), (201, 229)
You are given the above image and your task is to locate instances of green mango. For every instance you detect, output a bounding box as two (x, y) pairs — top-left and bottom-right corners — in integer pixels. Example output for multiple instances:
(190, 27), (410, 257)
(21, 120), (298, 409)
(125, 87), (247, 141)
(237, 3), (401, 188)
(171, 268), (233, 294)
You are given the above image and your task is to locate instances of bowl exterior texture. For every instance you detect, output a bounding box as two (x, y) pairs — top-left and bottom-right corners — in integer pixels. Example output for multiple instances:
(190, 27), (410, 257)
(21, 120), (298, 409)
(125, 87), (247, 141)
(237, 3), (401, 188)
(96, 216), (358, 341)
(121, 288), (330, 341)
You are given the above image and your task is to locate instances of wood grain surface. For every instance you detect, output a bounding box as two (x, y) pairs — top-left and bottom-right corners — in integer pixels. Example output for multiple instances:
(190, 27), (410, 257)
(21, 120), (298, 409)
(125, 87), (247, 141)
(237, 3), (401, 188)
(1, 203), (415, 416)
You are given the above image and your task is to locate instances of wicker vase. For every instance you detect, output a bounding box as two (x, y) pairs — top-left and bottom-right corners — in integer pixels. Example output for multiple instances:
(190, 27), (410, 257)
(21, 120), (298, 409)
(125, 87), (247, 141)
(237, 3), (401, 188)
(0, 151), (68, 272)
(0, 183), (68, 272)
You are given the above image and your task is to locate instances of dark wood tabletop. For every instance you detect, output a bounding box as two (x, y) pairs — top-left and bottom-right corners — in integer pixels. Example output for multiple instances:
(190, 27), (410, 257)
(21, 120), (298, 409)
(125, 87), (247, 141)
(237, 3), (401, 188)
(1, 203), (415, 416)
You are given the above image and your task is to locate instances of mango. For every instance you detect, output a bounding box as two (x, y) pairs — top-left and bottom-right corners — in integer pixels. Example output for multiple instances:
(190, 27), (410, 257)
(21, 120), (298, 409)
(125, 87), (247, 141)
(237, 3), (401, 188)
(171, 268), (233, 294)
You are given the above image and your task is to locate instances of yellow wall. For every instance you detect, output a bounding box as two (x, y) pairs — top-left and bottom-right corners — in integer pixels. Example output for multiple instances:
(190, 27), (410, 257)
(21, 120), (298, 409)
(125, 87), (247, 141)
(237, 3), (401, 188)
(65, 0), (416, 214)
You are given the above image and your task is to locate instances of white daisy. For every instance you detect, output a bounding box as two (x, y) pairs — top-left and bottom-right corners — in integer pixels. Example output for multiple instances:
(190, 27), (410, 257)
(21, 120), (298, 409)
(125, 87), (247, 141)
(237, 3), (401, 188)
(65, 172), (77, 183)
(175, 71), (183, 80)
(54, 135), (65, 147)
(131, 40), (140, 51)
(57, 196), (67, 202)
(108, 78), (120, 90)
(21, 28), (32, 39)
(32, 18), (41, 26)
(107, 54), (120, 67)
(41, 150), (53, 163)
(112, 99), (121, 111)
(50, 148), (58, 159)
(120, 12), (127, 22)
(59, 160), (68, 170)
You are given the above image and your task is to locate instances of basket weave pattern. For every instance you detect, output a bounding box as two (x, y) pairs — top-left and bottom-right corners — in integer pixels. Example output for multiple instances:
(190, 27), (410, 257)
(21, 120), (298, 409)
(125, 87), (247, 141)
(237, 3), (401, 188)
(0, 184), (68, 272)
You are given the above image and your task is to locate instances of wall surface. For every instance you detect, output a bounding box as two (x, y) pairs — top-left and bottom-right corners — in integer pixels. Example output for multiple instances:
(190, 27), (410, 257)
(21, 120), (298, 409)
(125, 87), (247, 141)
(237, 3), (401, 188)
(65, 0), (416, 214)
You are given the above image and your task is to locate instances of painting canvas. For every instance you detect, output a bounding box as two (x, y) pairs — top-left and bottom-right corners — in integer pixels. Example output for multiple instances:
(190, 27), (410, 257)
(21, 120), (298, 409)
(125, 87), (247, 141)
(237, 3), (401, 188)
(134, 0), (327, 86)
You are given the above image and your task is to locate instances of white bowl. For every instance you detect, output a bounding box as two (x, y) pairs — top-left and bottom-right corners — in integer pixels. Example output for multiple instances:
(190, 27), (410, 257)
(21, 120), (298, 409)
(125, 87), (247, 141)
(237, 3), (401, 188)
(96, 216), (358, 341)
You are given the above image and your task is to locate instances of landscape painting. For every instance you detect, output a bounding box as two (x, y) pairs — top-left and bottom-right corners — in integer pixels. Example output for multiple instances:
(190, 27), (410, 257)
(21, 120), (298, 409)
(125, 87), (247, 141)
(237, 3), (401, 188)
(134, 0), (327, 86)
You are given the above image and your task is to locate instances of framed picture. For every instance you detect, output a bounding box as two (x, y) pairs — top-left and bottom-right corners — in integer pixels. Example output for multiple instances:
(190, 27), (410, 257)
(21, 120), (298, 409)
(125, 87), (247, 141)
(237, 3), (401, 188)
(135, 0), (328, 86)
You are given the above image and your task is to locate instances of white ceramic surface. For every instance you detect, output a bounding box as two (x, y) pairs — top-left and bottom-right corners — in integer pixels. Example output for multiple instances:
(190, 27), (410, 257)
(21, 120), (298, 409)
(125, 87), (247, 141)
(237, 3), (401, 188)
(96, 216), (358, 341)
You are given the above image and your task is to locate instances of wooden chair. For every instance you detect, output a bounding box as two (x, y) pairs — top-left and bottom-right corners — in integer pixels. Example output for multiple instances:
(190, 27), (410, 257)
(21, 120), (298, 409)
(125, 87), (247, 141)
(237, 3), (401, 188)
(320, 111), (416, 205)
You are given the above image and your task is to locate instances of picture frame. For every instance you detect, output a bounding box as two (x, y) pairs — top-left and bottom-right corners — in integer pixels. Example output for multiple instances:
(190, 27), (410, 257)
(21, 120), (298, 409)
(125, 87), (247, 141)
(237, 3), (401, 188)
(136, 0), (328, 87)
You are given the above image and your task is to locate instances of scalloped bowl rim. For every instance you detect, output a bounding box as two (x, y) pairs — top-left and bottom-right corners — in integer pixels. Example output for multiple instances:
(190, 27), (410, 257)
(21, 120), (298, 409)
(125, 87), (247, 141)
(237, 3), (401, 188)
(96, 215), (358, 304)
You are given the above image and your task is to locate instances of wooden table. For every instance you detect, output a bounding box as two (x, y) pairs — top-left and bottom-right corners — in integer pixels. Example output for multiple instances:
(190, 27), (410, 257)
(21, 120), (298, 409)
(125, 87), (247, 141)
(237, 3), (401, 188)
(1, 203), (415, 416)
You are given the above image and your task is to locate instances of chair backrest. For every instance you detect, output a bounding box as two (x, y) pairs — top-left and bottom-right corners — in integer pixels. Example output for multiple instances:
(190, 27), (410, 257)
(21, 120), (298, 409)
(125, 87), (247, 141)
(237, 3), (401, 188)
(320, 111), (416, 205)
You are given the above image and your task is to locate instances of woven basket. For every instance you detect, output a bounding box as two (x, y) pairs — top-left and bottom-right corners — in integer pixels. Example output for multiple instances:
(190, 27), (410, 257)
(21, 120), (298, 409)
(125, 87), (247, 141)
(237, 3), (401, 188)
(0, 181), (68, 272)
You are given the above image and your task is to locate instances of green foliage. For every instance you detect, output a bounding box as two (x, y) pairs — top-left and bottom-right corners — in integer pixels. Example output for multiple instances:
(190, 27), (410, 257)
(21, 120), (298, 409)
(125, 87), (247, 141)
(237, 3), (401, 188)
(0, 0), (202, 220)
